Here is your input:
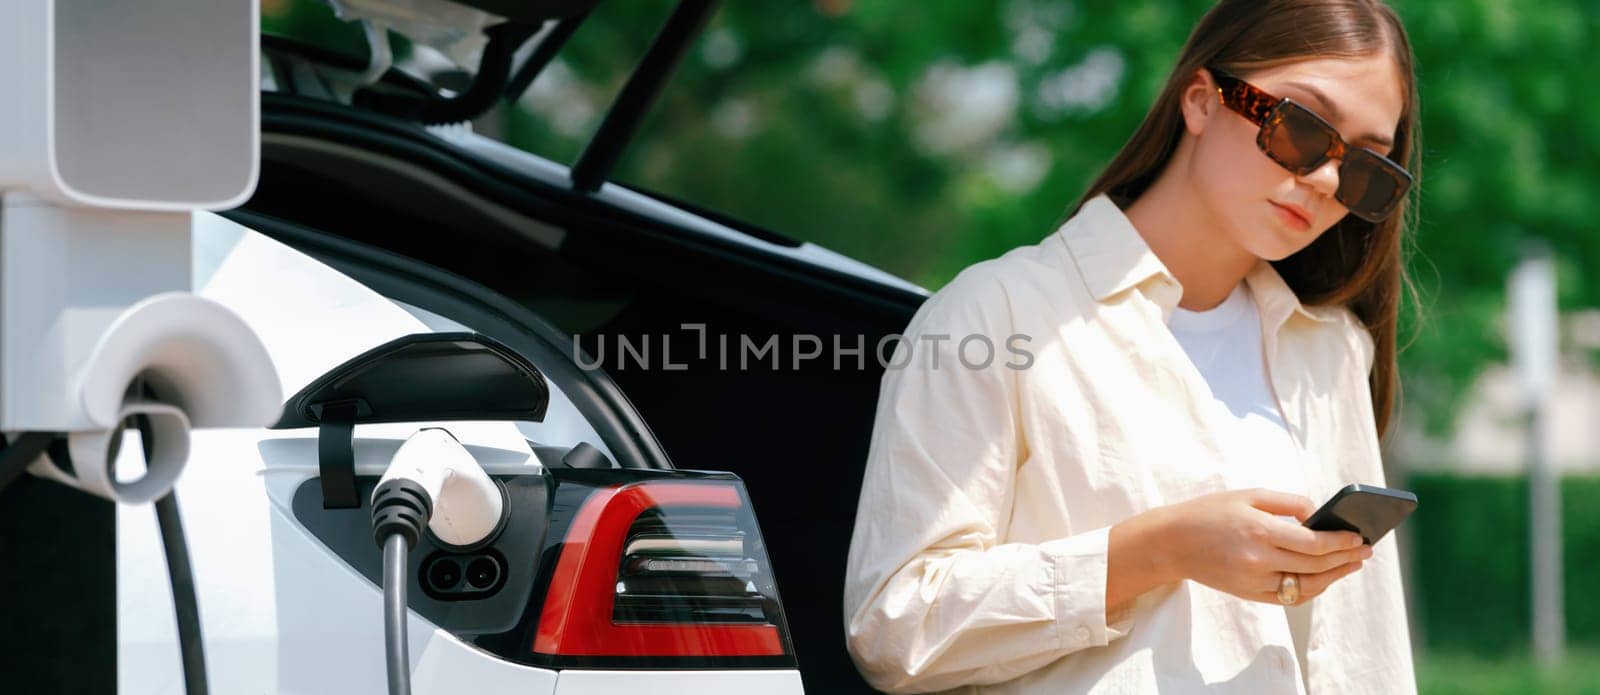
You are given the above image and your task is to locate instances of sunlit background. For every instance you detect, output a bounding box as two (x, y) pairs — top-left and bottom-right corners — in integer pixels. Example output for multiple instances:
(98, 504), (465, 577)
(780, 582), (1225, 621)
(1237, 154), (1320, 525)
(264, 1), (1600, 691)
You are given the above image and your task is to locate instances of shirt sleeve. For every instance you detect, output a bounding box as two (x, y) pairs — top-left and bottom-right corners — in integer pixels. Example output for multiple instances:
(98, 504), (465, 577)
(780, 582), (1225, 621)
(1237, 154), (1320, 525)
(842, 265), (1135, 694)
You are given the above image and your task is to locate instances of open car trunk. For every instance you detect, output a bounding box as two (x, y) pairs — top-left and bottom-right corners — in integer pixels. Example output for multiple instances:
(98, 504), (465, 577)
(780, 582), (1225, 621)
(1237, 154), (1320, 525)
(239, 90), (922, 692)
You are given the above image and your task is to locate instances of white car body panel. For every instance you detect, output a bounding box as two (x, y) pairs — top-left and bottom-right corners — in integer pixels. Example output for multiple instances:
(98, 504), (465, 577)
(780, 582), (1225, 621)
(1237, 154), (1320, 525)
(115, 213), (802, 693)
(553, 669), (806, 694)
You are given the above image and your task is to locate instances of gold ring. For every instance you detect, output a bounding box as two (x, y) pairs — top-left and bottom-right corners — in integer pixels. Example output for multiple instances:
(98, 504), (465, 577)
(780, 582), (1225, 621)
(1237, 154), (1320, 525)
(1277, 572), (1301, 605)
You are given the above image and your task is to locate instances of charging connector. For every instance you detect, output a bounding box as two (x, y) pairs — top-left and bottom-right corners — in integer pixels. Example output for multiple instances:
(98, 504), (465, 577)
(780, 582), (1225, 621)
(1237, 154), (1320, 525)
(377, 428), (505, 548)
(369, 427), (506, 695)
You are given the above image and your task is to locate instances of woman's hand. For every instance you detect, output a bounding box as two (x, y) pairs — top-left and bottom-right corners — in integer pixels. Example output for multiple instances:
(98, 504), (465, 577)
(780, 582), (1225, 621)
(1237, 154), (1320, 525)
(1158, 488), (1372, 605)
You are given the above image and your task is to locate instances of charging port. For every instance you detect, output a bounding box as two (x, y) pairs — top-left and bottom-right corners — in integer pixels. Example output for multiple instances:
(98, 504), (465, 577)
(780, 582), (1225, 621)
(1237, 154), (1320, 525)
(420, 550), (507, 600)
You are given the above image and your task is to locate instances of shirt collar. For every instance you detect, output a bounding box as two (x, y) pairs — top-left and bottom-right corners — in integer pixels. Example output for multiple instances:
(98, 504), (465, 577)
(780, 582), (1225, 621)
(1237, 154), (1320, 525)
(1056, 193), (1336, 330)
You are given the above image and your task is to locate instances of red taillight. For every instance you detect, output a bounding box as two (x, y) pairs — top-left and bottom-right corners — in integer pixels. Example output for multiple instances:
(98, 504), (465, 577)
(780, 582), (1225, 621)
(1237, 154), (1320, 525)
(533, 481), (788, 658)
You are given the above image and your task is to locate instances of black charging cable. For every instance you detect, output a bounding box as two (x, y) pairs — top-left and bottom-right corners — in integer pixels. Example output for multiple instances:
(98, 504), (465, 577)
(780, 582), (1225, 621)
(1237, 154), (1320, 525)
(370, 479), (432, 695)
(0, 410), (210, 695)
(131, 411), (210, 695)
(154, 491), (207, 694)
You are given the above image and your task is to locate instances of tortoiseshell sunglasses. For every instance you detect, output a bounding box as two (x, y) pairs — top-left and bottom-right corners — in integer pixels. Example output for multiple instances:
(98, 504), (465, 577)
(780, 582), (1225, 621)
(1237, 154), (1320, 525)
(1208, 68), (1412, 222)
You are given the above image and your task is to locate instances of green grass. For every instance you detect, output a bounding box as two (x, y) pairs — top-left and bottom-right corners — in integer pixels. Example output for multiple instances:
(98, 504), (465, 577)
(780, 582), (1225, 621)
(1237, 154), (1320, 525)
(1418, 649), (1600, 694)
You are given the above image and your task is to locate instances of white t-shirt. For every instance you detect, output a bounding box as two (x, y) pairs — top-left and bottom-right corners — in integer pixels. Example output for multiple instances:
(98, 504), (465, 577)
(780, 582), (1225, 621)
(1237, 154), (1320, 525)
(1166, 280), (1314, 688)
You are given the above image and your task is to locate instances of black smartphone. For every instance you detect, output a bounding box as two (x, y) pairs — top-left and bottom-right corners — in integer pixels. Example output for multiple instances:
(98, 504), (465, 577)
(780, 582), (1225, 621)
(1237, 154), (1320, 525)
(1303, 483), (1418, 546)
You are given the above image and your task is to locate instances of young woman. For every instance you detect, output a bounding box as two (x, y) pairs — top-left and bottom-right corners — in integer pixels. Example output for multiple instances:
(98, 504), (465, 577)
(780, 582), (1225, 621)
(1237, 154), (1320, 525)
(843, 1), (1420, 693)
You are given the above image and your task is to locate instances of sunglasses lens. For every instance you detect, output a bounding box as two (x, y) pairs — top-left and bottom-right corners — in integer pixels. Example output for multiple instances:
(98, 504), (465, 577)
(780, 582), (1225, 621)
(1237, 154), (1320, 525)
(1265, 102), (1410, 221)
(1337, 149), (1408, 220)
(1265, 103), (1336, 173)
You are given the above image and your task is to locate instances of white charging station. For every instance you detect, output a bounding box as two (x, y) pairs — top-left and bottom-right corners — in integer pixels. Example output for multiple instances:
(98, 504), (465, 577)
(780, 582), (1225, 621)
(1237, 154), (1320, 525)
(0, 0), (259, 209)
(0, 0), (278, 496)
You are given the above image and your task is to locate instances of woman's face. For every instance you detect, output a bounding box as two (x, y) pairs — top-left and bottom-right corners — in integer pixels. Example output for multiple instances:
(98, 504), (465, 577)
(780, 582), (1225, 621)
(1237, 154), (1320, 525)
(1181, 54), (1406, 261)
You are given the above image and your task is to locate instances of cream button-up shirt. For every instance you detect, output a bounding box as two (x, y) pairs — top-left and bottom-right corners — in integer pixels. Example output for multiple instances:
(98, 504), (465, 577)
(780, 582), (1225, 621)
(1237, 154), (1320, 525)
(842, 194), (1416, 694)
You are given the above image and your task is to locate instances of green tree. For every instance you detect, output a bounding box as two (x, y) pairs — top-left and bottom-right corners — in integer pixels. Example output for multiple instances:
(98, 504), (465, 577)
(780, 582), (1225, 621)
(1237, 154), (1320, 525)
(266, 0), (1600, 438)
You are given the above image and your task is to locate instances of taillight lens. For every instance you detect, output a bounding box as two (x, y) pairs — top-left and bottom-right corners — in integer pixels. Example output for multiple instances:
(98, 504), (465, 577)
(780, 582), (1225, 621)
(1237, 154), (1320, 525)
(534, 479), (793, 661)
(615, 507), (772, 624)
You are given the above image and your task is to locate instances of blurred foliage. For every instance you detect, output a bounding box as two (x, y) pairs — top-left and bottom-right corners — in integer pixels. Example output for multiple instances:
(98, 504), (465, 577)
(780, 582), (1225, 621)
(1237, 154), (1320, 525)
(1407, 472), (1600, 654)
(262, 0), (1600, 438)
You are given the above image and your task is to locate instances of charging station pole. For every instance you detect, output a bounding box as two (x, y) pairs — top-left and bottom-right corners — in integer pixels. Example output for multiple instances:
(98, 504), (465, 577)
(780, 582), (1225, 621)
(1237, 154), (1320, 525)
(1508, 246), (1563, 668)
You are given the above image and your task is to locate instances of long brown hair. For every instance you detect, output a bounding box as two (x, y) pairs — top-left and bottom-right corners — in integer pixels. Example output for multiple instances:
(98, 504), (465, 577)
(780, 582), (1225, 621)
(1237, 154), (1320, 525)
(1069, 0), (1421, 441)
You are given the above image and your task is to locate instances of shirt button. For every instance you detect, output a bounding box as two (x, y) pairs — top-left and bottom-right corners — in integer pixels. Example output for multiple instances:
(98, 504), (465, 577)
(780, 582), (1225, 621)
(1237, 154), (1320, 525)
(1074, 625), (1091, 643)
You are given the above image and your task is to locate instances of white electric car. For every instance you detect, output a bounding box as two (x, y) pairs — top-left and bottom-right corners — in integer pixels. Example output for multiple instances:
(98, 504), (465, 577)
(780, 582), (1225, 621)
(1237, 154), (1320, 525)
(1, 0), (925, 693)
